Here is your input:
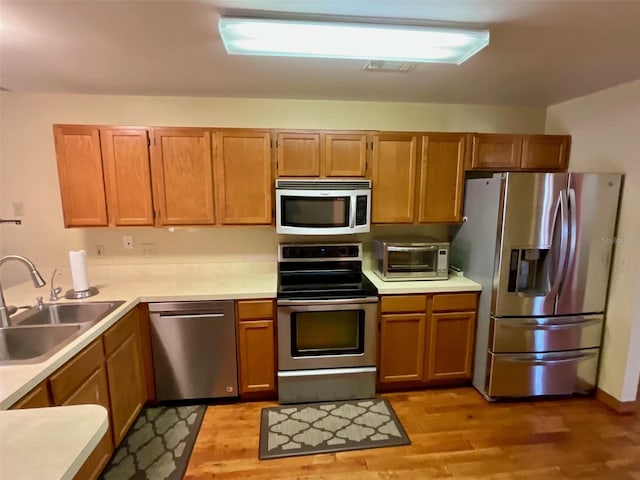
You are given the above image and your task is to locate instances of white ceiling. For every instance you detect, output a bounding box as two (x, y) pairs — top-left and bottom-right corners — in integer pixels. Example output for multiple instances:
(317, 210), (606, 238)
(1, 0), (639, 106)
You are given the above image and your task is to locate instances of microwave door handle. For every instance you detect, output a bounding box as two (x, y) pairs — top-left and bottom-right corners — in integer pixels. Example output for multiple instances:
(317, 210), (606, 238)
(349, 195), (356, 228)
(388, 246), (438, 252)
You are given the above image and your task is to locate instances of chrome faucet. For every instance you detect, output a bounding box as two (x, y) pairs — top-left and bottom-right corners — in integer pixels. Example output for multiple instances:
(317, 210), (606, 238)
(49, 268), (62, 301)
(0, 255), (46, 327)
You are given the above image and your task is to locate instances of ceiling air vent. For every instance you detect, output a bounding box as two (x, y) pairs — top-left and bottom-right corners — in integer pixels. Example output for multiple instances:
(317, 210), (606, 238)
(364, 61), (416, 72)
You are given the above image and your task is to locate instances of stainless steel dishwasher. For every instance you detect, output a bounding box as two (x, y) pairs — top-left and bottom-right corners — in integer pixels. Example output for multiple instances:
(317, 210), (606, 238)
(149, 301), (238, 401)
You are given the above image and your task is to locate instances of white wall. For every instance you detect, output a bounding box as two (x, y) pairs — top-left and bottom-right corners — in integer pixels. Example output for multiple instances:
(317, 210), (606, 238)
(0, 92), (546, 288)
(546, 79), (640, 403)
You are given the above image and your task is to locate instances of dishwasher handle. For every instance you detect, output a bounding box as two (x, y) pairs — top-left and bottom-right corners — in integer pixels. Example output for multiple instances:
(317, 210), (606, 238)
(157, 313), (225, 320)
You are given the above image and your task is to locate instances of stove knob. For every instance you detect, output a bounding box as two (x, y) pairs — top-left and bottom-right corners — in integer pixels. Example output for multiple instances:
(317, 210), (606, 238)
(338, 246), (348, 257)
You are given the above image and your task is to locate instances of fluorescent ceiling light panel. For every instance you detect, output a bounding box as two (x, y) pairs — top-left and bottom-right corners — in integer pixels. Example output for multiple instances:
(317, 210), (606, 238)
(218, 17), (489, 65)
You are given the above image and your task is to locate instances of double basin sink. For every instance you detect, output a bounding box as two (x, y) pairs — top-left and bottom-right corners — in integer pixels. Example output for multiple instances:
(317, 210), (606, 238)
(0, 301), (125, 365)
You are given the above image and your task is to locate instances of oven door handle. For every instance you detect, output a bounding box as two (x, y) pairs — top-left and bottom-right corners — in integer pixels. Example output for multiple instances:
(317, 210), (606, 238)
(277, 297), (379, 306)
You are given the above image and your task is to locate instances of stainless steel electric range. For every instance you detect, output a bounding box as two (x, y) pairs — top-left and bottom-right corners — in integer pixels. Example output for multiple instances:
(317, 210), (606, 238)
(276, 242), (379, 404)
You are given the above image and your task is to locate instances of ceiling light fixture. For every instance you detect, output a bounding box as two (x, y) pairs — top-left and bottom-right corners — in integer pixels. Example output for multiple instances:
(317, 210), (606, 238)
(218, 17), (490, 65)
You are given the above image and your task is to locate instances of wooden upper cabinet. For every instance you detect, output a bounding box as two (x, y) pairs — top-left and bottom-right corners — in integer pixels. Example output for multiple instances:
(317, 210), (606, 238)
(276, 132), (321, 176)
(151, 128), (215, 225)
(418, 133), (467, 223)
(471, 134), (522, 170)
(371, 133), (419, 223)
(470, 133), (571, 171)
(521, 135), (571, 171)
(324, 133), (368, 177)
(214, 130), (272, 225)
(101, 128), (154, 226)
(53, 125), (108, 227)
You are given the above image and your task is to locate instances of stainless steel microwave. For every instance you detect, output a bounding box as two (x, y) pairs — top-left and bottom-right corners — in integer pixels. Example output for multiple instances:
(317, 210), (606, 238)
(276, 179), (371, 235)
(373, 237), (449, 281)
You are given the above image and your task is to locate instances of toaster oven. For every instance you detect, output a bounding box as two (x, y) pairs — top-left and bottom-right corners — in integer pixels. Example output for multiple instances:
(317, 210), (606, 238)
(373, 237), (449, 281)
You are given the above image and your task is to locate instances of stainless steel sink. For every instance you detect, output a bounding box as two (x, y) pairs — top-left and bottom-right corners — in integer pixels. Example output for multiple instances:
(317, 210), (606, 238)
(12, 301), (125, 327)
(0, 300), (125, 365)
(0, 324), (87, 365)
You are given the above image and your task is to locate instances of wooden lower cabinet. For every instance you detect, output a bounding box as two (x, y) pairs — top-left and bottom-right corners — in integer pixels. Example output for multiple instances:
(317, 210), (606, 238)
(379, 313), (426, 383)
(378, 292), (478, 389)
(8, 306), (150, 480)
(236, 299), (276, 397)
(426, 311), (476, 382)
(104, 308), (146, 446)
(73, 432), (113, 480)
(9, 381), (51, 409)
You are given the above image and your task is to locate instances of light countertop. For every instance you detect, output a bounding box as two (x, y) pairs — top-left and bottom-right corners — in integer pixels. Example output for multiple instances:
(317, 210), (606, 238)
(0, 404), (108, 480)
(364, 270), (482, 294)
(0, 261), (481, 480)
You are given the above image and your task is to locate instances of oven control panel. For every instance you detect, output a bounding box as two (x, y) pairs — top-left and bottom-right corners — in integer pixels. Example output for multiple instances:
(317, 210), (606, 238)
(280, 243), (362, 261)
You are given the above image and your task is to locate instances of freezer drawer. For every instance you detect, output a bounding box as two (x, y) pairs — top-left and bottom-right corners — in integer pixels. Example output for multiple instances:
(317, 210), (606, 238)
(487, 348), (599, 397)
(490, 315), (603, 353)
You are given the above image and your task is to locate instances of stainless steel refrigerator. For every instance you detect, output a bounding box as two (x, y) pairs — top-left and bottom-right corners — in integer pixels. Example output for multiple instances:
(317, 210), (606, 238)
(450, 172), (622, 399)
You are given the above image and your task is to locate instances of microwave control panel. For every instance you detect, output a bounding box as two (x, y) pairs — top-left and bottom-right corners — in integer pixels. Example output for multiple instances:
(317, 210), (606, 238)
(355, 196), (368, 226)
(437, 249), (449, 274)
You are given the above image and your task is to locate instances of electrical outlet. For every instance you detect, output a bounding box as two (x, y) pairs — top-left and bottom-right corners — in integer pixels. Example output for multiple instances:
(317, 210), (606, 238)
(141, 243), (156, 257)
(123, 235), (134, 250)
(12, 202), (24, 217)
(95, 244), (105, 257)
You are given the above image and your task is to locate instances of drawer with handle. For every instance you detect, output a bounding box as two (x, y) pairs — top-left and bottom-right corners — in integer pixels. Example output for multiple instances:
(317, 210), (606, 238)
(490, 315), (603, 353)
(487, 348), (599, 397)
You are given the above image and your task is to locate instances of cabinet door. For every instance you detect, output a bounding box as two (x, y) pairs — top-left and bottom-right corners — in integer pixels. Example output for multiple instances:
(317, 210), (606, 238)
(63, 366), (113, 480)
(214, 130), (272, 224)
(72, 433), (112, 480)
(425, 311), (476, 382)
(151, 128), (215, 225)
(53, 125), (108, 227)
(238, 320), (275, 394)
(104, 309), (146, 446)
(470, 134), (522, 170)
(378, 313), (426, 383)
(324, 133), (368, 177)
(276, 132), (321, 176)
(371, 134), (419, 223)
(10, 381), (51, 409)
(101, 128), (154, 226)
(418, 133), (467, 223)
(521, 135), (571, 171)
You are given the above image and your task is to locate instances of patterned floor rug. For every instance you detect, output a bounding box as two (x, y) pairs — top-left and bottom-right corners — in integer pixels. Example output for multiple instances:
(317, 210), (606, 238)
(259, 398), (410, 460)
(100, 405), (206, 480)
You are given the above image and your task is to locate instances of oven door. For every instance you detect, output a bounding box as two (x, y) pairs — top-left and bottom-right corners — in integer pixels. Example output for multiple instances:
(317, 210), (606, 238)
(277, 298), (378, 370)
(276, 189), (370, 235)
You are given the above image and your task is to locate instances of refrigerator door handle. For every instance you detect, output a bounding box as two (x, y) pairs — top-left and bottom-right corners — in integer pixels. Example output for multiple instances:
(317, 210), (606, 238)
(502, 318), (602, 330)
(549, 190), (570, 297)
(565, 187), (578, 284)
(504, 351), (598, 366)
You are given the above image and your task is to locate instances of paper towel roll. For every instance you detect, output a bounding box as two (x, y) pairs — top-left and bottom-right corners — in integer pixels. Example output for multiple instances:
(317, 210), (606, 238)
(69, 250), (90, 292)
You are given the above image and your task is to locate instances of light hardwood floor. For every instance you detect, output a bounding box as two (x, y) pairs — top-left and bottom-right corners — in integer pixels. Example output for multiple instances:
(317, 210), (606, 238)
(185, 388), (640, 479)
